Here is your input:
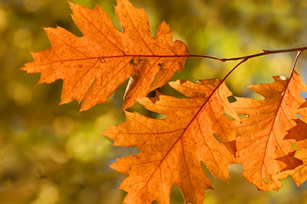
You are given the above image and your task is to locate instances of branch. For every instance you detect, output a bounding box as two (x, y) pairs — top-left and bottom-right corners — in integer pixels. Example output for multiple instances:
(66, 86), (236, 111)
(291, 51), (304, 73)
(188, 46), (307, 62)
(201, 49), (305, 88)
(221, 58), (248, 82)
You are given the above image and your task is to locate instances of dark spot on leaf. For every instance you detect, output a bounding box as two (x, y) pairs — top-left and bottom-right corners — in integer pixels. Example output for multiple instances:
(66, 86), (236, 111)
(290, 142), (299, 151)
(227, 95), (237, 103)
(130, 58), (137, 65)
(139, 58), (148, 62)
(224, 113), (236, 120)
(239, 114), (248, 119)
(213, 134), (222, 143)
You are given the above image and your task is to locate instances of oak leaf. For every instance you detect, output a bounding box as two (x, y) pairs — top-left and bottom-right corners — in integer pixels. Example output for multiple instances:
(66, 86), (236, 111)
(232, 71), (307, 191)
(278, 148), (307, 186)
(104, 79), (238, 204)
(284, 102), (307, 148)
(296, 100), (307, 123)
(277, 101), (307, 185)
(22, 0), (188, 111)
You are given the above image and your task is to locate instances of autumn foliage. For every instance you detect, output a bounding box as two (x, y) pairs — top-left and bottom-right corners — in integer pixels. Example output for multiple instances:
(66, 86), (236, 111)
(23, 0), (307, 203)
(22, 0), (188, 111)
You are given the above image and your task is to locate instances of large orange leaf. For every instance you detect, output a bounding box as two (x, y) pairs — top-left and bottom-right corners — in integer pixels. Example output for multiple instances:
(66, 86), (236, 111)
(22, 0), (188, 111)
(104, 79), (238, 204)
(232, 71), (307, 191)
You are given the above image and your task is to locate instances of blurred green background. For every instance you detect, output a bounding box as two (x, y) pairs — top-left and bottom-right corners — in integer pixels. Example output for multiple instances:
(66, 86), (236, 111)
(1, 0), (307, 203)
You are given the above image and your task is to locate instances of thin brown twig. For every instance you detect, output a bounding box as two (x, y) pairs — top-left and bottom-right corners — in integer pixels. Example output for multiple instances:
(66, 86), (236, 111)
(216, 50), (305, 99)
(205, 49), (305, 97)
(291, 51), (304, 73)
(188, 46), (307, 62)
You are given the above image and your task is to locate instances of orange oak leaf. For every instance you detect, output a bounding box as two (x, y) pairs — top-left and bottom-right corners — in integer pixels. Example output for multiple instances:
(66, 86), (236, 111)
(22, 0), (188, 111)
(297, 100), (307, 123)
(285, 120), (307, 148)
(103, 79), (238, 204)
(277, 148), (307, 186)
(276, 101), (307, 185)
(284, 102), (307, 149)
(232, 71), (307, 191)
